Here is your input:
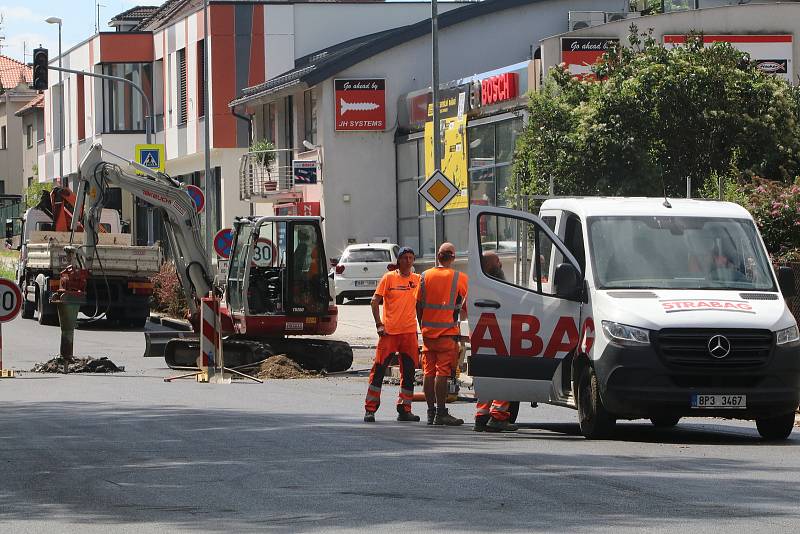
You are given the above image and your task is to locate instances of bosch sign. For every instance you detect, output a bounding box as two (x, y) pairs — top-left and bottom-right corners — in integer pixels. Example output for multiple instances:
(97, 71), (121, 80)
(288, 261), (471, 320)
(480, 73), (518, 106)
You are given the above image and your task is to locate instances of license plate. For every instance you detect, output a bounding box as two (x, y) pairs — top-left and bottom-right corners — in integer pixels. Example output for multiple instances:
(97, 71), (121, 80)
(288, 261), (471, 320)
(691, 394), (747, 409)
(354, 280), (376, 287)
(285, 321), (304, 331)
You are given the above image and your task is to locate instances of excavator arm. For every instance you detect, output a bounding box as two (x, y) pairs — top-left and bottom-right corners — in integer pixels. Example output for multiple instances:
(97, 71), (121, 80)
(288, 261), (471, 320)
(72, 143), (212, 313)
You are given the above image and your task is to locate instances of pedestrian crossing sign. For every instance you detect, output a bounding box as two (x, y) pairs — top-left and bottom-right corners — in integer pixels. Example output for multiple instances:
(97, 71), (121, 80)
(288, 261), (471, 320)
(135, 144), (165, 174)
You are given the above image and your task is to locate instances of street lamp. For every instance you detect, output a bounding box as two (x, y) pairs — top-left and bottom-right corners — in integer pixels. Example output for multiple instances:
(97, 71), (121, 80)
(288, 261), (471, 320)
(45, 17), (64, 186)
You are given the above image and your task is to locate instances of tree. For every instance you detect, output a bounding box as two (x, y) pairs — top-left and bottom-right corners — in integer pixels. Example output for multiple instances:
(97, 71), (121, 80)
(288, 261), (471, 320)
(24, 180), (54, 210)
(511, 27), (800, 199)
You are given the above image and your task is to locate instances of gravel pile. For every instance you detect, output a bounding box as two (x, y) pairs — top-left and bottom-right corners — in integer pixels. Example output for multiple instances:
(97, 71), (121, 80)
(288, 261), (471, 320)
(31, 356), (123, 374)
(249, 355), (318, 380)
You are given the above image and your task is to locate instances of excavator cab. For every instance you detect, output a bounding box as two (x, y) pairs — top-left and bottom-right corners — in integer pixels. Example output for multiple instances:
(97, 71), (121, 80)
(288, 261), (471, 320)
(224, 216), (334, 336)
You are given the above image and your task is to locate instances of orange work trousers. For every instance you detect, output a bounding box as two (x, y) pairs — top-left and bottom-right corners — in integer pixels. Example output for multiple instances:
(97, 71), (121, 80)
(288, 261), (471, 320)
(365, 333), (419, 414)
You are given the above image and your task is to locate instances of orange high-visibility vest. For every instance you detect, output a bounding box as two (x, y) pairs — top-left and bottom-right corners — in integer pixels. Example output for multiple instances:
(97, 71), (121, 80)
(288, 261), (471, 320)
(417, 267), (468, 338)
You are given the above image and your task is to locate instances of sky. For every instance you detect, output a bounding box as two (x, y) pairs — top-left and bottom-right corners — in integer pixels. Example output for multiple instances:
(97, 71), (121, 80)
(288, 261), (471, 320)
(0, 1), (143, 63)
(0, 0), (453, 64)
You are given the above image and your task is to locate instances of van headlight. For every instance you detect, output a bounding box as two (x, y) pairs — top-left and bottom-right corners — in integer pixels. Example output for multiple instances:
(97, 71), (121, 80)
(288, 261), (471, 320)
(601, 321), (650, 346)
(776, 324), (800, 345)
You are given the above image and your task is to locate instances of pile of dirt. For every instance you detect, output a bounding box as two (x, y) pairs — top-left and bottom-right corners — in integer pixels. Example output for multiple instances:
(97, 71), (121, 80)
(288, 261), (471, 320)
(31, 356), (123, 374)
(250, 355), (318, 380)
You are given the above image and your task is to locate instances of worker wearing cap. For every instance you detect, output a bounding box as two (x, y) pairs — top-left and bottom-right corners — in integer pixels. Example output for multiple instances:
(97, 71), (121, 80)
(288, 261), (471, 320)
(416, 242), (468, 426)
(364, 247), (421, 423)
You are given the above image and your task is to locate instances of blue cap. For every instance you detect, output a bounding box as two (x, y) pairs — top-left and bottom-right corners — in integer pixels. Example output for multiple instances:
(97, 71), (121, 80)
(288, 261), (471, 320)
(397, 246), (416, 259)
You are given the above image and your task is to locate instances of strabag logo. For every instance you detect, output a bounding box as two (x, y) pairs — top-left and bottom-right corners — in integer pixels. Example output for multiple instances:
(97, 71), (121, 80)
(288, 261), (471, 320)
(660, 299), (754, 314)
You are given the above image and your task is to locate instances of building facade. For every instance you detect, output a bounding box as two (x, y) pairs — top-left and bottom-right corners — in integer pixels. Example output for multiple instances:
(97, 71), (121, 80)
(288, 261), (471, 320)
(15, 95), (45, 191)
(0, 56), (35, 197)
(40, 0), (460, 246)
(232, 0), (629, 262)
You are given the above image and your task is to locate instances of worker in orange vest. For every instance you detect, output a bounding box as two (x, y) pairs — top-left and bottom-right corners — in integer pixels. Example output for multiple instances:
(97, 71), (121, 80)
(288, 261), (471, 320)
(416, 242), (468, 426)
(364, 247), (421, 423)
(474, 251), (518, 433)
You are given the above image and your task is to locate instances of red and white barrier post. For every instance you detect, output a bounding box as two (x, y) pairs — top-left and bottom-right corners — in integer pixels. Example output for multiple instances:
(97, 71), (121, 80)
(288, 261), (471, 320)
(199, 293), (219, 381)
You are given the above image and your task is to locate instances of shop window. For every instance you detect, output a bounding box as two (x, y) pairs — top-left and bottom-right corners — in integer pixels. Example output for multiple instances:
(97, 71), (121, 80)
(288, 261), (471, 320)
(420, 216), (435, 258)
(444, 211), (469, 253)
(398, 179), (419, 219)
(469, 167), (495, 206)
(398, 219), (419, 253)
(495, 165), (512, 206)
(496, 119), (515, 163)
(397, 141), (418, 180)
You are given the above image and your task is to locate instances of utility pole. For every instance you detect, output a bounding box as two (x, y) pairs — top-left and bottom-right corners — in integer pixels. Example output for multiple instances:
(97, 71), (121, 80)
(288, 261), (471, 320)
(431, 0), (443, 252)
(203, 0), (214, 258)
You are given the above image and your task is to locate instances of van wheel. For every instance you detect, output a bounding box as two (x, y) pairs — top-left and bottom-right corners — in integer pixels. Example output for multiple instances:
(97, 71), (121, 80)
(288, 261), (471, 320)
(576, 366), (616, 439)
(650, 416), (680, 428)
(37, 286), (58, 326)
(335, 295), (344, 305)
(756, 412), (795, 440)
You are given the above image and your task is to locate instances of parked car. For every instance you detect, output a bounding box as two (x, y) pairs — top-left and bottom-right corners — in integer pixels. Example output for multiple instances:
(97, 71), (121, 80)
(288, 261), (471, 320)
(334, 243), (399, 304)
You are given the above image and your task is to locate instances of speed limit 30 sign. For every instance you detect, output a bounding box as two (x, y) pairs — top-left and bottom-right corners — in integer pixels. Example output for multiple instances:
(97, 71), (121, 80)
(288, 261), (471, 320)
(0, 279), (22, 378)
(0, 279), (22, 323)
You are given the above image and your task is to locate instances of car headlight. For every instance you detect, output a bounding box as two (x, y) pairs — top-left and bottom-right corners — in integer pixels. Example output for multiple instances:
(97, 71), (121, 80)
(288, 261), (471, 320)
(776, 324), (800, 345)
(601, 320), (650, 346)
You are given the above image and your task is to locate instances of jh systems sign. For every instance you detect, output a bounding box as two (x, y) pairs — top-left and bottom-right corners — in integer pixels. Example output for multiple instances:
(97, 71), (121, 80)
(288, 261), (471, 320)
(334, 79), (386, 131)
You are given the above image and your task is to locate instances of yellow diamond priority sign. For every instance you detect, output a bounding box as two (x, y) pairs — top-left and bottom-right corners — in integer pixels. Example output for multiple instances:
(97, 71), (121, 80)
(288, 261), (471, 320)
(418, 170), (459, 212)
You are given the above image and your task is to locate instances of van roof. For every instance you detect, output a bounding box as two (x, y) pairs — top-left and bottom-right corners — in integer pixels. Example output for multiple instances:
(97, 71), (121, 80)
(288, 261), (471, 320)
(539, 197), (753, 219)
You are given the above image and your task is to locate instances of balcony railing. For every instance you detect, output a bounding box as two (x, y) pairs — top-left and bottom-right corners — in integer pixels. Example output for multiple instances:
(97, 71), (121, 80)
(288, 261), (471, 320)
(239, 148), (303, 202)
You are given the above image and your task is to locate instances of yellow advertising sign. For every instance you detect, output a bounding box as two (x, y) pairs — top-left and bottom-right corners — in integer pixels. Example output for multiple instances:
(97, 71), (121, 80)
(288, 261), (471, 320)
(423, 115), (467, 211)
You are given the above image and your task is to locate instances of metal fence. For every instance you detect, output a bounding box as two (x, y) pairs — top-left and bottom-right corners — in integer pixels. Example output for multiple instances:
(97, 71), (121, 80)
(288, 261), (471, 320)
(239, 148), (301, 201)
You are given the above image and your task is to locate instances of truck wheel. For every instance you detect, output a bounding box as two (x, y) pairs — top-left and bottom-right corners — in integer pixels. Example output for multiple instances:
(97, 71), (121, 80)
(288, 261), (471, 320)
(576, 366), (616, 439)
(756, 412), (795, 440)
(21, 288), (35, 319)
(335, 295), (344, 305)
(650, 416), (680, 428)
(508, 401), (520, 424)
(37, 286), (58, 326)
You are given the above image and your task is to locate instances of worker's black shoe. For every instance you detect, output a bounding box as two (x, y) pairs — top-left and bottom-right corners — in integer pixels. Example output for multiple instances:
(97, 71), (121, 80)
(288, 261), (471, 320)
(433, 409), (464, 426)
(485, 418), (518, 433)
(397, 410), (421, 422)
(426, 408), (436, 425)
(473, 415), (490, 432)
(364, 411), (376, 423)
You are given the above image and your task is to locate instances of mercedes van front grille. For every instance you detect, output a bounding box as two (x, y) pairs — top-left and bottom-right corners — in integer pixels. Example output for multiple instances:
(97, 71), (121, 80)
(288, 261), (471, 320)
(655, 329), (773, 368)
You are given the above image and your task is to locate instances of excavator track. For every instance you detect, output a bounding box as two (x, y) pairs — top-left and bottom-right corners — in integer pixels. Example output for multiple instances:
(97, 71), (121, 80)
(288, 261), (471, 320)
(159, 335), (353, 373)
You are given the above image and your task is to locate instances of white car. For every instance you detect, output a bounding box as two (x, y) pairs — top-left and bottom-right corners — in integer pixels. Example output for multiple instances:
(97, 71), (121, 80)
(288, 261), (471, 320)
(334, 243), (399, 304)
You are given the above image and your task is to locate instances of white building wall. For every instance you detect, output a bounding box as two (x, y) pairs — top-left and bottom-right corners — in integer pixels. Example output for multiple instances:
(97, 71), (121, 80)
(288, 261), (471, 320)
(541, 3), (800, 80)
(300, 0), (627, 258)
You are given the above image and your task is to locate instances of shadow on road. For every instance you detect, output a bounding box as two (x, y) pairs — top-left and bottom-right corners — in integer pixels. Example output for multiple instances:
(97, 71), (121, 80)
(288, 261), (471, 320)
(0, 400), (797, 532)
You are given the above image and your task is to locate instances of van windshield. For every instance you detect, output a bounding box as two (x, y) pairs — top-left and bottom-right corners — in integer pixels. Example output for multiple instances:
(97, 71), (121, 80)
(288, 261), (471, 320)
(587, 216), (776, 291)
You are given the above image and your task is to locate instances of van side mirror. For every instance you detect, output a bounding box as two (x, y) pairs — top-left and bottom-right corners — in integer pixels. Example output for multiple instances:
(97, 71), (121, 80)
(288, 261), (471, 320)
(777, 266), (796, 298)
(554, 263), (582, 300)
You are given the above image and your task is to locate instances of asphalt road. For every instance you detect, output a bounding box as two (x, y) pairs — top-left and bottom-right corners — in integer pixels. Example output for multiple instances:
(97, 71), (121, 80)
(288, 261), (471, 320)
(0, 308), (799, 533)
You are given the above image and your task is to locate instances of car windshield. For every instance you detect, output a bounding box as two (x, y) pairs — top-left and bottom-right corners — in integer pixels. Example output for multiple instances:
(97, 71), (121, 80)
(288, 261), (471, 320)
(342, 249), (391, 263)
(587, 216), (776, 291)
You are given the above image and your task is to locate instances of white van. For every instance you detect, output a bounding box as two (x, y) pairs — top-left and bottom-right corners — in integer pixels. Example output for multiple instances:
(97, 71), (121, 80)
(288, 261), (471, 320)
(468, 198), (800, 440)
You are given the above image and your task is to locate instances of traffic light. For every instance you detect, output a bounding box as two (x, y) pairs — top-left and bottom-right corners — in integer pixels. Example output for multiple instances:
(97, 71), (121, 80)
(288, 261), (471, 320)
(32, 48), (48, 91)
